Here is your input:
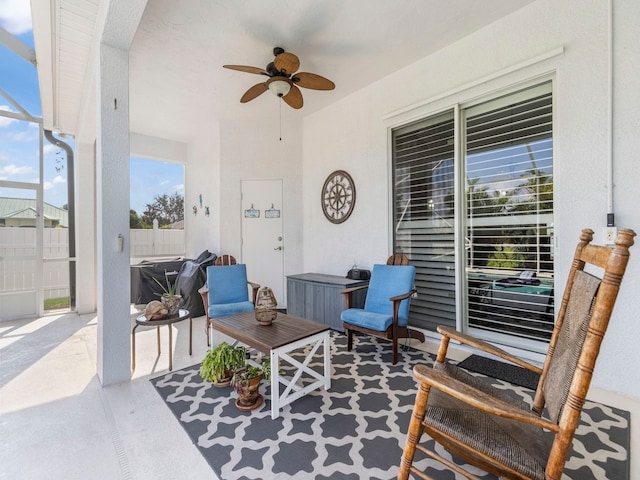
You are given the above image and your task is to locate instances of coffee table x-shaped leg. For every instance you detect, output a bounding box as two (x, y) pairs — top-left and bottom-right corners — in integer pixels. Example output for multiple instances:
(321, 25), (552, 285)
(268, 330), (331, 419)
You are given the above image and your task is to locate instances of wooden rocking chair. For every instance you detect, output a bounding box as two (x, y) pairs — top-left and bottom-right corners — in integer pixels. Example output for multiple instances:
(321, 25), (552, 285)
(398, 228), (635, 480)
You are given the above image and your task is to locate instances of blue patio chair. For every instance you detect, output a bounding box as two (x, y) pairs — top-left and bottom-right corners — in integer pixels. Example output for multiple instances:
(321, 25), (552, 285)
(199, 262), (260, 346)
(341, 261), (425, 364)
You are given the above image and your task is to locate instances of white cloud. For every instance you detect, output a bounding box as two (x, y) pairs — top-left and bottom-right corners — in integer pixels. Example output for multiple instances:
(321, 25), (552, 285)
(0, 0), (33, 35)
(0, 106), (18, 127)
(0, 163), (34, 177)
(174, 183), (185, 195)
(7, 128), (38, 142)
(43, 175), (66, 190)
(0, 116), (17, 128)
(43, 144), (58, 155)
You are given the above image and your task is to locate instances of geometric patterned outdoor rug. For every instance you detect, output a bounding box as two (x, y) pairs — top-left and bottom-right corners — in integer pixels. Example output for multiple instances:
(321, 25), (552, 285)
(151, 333), (629, 480)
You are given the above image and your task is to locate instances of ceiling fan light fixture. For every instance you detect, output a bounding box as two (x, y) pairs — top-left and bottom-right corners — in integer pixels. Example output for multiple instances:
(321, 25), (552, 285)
(268, 79), (291, 97)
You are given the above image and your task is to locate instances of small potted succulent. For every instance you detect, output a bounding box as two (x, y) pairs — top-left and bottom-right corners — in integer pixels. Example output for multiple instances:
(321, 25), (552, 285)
(199, 342), (246, 387)
(231, 359), (271, 411)
(153, 271), (181, 315)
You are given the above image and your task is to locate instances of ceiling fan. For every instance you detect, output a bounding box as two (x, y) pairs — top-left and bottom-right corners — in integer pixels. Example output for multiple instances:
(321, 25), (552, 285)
(223, 47), (335, 109)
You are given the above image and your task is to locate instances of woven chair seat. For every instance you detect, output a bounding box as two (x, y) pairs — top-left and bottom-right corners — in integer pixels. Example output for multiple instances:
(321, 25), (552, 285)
(424, 362), (552, 480)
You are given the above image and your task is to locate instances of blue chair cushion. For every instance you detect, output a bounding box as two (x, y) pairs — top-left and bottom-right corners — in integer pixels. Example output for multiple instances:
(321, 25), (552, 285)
(207, 264), (250, 304)
(341, 263), (415, 331)
(341, 308), (396, 331)
(209, 301), (254, 318)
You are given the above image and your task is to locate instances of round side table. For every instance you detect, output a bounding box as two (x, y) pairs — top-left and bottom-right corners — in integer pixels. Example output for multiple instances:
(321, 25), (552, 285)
(132, 308), (191, 372)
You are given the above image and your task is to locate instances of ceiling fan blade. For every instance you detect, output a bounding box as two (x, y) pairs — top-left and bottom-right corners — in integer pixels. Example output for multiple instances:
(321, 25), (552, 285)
(240, 83), (268, 103)
(292, 72), (335, 90)
(282, 85), (303, 109)
(223, 65), (269, 76)
(273, 52), (300, 75)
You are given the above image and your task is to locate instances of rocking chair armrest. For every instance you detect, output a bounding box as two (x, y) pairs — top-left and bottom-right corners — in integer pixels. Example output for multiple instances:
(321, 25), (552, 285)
(437, 325), (543, 374)
(413, 364), (558, 432)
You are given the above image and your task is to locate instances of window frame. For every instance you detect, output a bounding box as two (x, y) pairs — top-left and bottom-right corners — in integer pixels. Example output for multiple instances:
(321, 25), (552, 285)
(390, 77), (555, 354)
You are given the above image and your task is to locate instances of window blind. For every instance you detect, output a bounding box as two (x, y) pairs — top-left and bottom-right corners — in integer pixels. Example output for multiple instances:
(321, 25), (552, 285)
(393, 112), (456, 331)
(392, 81), (554, 347)
(465, 82), (554, 341)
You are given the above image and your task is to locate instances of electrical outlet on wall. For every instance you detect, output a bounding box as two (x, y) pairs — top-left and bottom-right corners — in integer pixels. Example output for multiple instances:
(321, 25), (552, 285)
(602, 226), (617, 245)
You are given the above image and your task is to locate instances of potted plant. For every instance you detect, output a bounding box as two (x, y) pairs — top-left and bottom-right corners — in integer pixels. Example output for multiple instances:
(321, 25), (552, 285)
(153, 271), (181, 315)
(231, 359), (271, 411)
(199, 342), (246, 387)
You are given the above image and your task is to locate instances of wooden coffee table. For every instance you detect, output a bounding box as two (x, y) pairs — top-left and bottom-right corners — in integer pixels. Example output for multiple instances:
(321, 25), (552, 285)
(210, 311), (331, 419)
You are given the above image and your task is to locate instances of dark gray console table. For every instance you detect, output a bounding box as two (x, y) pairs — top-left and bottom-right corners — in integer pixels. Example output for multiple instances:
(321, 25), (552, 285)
(287, 273), (369, 331)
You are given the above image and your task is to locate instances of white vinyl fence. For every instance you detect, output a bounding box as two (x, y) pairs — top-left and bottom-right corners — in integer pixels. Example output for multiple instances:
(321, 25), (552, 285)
(0, 227), (185, 300)
(130, 228), (186, 260)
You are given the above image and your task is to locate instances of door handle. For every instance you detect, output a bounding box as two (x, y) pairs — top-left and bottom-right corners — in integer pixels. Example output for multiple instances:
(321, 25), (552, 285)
(274, 246), (283, 251)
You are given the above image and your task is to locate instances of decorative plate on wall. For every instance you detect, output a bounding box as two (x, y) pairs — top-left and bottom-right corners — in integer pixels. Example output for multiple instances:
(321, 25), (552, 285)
(321, 170), (356, 224)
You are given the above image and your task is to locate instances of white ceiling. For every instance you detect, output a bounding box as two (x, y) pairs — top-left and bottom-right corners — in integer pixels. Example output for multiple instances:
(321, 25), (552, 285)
(37, 0), (538, 142)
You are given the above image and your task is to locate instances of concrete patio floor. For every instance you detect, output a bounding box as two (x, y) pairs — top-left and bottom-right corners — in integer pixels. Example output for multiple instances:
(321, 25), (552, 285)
(1, 310), (212, 480)
(1, 310), (637, 479)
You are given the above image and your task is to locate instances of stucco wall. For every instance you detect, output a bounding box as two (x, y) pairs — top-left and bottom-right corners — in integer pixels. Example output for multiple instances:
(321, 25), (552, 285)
(596, 0), (640, 401)
(217, 115), (305, 305)
(302, 0), (639, 399)
(185, 122), (222, 258)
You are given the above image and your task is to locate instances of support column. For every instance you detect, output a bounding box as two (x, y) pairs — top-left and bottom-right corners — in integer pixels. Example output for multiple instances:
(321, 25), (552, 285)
(74, 141), (97, 314)
(96, 43), (131, 385)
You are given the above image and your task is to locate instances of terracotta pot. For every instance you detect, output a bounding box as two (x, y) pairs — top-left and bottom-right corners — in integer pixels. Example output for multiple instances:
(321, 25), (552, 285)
(212, 369), (233, 388)
(232, 370), (264, 410)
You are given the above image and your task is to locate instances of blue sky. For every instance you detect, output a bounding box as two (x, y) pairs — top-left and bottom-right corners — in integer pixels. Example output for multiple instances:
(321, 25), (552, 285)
(0, 2), (183, 215)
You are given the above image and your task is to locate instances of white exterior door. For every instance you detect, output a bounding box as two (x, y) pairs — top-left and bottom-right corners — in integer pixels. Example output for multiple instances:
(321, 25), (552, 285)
(241, 179), (285, 308)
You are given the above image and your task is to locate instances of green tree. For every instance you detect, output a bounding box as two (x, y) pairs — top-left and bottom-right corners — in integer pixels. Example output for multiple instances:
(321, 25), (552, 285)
(511, 168), (553, 214)
(487, 243), (526, 269)
(141, 193), (184, 227)
(466, 177), (510, 217)
(129, 209), (144, 229)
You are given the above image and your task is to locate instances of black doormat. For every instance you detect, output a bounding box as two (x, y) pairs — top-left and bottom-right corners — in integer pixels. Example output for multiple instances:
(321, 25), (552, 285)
(151, 334), (629, 480)
(457, 354), (540, 390)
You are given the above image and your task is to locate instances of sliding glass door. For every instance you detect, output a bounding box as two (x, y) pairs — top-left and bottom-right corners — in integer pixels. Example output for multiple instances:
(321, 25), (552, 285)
(393, 111), (456, 331)
(464, 83), (554, 344)
(392, 81), (554, 351)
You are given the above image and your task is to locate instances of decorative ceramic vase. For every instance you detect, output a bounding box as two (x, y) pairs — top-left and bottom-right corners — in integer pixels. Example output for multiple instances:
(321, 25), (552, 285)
(254, 287), (277, 325)
(161, 295), (182, 316)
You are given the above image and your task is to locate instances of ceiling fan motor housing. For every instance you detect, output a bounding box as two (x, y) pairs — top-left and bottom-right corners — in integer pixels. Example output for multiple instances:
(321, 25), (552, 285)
(266, 62), (281, 77)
